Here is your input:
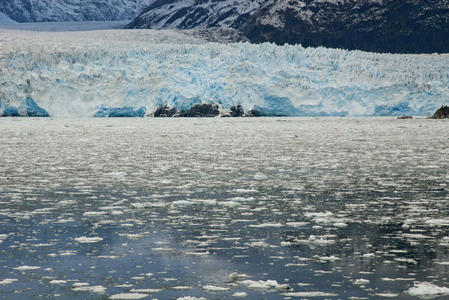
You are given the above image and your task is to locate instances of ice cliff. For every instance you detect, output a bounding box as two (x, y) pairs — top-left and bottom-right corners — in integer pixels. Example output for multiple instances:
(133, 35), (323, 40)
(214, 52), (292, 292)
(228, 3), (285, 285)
(0, 28), (448, 117)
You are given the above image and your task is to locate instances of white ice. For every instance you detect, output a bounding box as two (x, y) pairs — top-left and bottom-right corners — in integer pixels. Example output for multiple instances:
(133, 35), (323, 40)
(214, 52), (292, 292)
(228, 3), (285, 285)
(0, 23), (448, 117)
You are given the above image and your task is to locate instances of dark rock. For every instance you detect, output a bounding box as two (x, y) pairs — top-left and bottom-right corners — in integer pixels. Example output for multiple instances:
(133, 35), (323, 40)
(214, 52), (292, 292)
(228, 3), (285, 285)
(94, 106), (146, 117)
(153, 105), (178, 117)
(431, 106), (449, 119)
(397, 116), (413, 119)
(178, 103), (220, 118)
(230, 105), (245, 117)
(246, 109), (263, 117)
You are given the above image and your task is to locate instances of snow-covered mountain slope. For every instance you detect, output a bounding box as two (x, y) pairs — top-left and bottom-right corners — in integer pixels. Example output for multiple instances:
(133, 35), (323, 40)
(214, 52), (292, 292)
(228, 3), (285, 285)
(0, 0), (152, 23)
(127, 0), (266, 29)
(0, 11), (16, 24)
(242, 0), (449, 53)
(128, 0), (449, 53)
(0, 27), (448, 117)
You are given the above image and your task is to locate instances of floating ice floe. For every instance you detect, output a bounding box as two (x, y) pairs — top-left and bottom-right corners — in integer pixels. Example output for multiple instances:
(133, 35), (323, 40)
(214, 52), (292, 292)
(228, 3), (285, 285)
(202, 285), (230, 292)
(72, 283), (106, 293)
(232, 292), (247, 297)
(129, 289), (162, 293)
(424, 219), (449, 226)
(253, 173), (268, 180)
(172, 200), (195, 206)
(74, 236), (104, 243)
(0, 279), (18, 285)
(375, 293), (400, 298)
(109, 293), (149, 299)
(407, 282), (449, 299)
(13, 266), (41, 271)
(240, 279), (290, 290)
(82, 211), (108, 217)
(282, 291), (338, 297)
(249, 223), (283, 228)
(353, 279), (370, 285)
(229, 273), (250, 281)
(49, 280), (67, 284)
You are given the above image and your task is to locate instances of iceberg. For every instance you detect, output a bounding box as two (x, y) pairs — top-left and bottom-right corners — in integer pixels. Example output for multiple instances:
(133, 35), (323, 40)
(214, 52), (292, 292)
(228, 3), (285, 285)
(0, 28), (448, 117)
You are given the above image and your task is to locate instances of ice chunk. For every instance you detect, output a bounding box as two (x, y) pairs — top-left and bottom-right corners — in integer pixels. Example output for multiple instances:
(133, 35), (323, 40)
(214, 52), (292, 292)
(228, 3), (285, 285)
(282, 291), (338, 297)
(49, 280), (67, 284)
(232, 292), (247, 297)
(94, 106), (146, 117)
(172, 200), (194, 206)
(203, 285), (230, 292)
(407, 282), (449, 299)
(354, 279), (370, 285)
(74, 237), (104, 243)
(13, 266), (41, 271)
(0, 279), (18, 285)
(109, 293), (149, 299)
(72, 284), (106, 293)
(240, 279), (290, 290)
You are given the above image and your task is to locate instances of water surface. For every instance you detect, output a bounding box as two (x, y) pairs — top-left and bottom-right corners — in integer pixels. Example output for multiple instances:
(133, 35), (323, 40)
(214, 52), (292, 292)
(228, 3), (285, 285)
(0, 117), (448, 299)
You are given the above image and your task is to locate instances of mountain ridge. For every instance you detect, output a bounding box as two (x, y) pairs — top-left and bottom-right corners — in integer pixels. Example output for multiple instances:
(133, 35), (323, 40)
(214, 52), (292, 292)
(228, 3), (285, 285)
(0, 0), (152, 22)
(128, 0), (449, 53)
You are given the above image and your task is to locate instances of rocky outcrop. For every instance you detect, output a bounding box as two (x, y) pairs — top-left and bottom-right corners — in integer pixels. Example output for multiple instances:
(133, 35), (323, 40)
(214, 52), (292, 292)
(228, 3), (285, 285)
(178, 103), (220, 118)
(153, 105), (178, 117)
(431, 106), (449, 119)
(246, 109), (263, 117)
(229, 105), (245, 117)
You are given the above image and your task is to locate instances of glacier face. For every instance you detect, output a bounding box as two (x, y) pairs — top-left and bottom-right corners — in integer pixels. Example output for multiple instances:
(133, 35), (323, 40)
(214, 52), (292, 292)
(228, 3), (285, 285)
(0, 27), (448, 117)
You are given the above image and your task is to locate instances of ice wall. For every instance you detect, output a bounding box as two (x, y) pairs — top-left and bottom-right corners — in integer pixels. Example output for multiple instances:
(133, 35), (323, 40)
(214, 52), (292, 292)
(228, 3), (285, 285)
(0, 28), (448, 117)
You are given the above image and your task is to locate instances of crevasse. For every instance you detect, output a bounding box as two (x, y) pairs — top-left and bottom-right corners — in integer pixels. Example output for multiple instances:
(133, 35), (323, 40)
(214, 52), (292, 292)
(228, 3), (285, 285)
(0, 29), (448, 117)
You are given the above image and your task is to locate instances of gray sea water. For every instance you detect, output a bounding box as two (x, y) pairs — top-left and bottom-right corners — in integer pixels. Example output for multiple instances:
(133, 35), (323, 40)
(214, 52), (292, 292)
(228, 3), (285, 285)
(0, 117), (449, 300)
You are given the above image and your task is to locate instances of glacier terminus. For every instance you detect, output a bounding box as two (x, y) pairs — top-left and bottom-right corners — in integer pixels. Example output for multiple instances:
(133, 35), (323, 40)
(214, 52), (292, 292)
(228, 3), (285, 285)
(0, 24), (448, 118)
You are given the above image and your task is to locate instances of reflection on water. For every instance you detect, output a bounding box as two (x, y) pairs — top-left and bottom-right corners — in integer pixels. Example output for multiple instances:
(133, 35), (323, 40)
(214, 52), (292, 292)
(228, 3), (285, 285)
(0, 117), (448, 299)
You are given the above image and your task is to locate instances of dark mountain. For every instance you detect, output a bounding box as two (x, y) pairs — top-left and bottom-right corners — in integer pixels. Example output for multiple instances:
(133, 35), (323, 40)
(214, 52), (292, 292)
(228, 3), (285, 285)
(126, 0), (266, 29)
(242, 0), (449, 53)
(128, 0), (449, 53)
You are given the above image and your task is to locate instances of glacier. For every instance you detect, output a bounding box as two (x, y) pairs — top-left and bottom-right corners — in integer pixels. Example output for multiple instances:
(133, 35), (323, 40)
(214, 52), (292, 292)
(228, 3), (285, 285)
(0, 26), (448, 117)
